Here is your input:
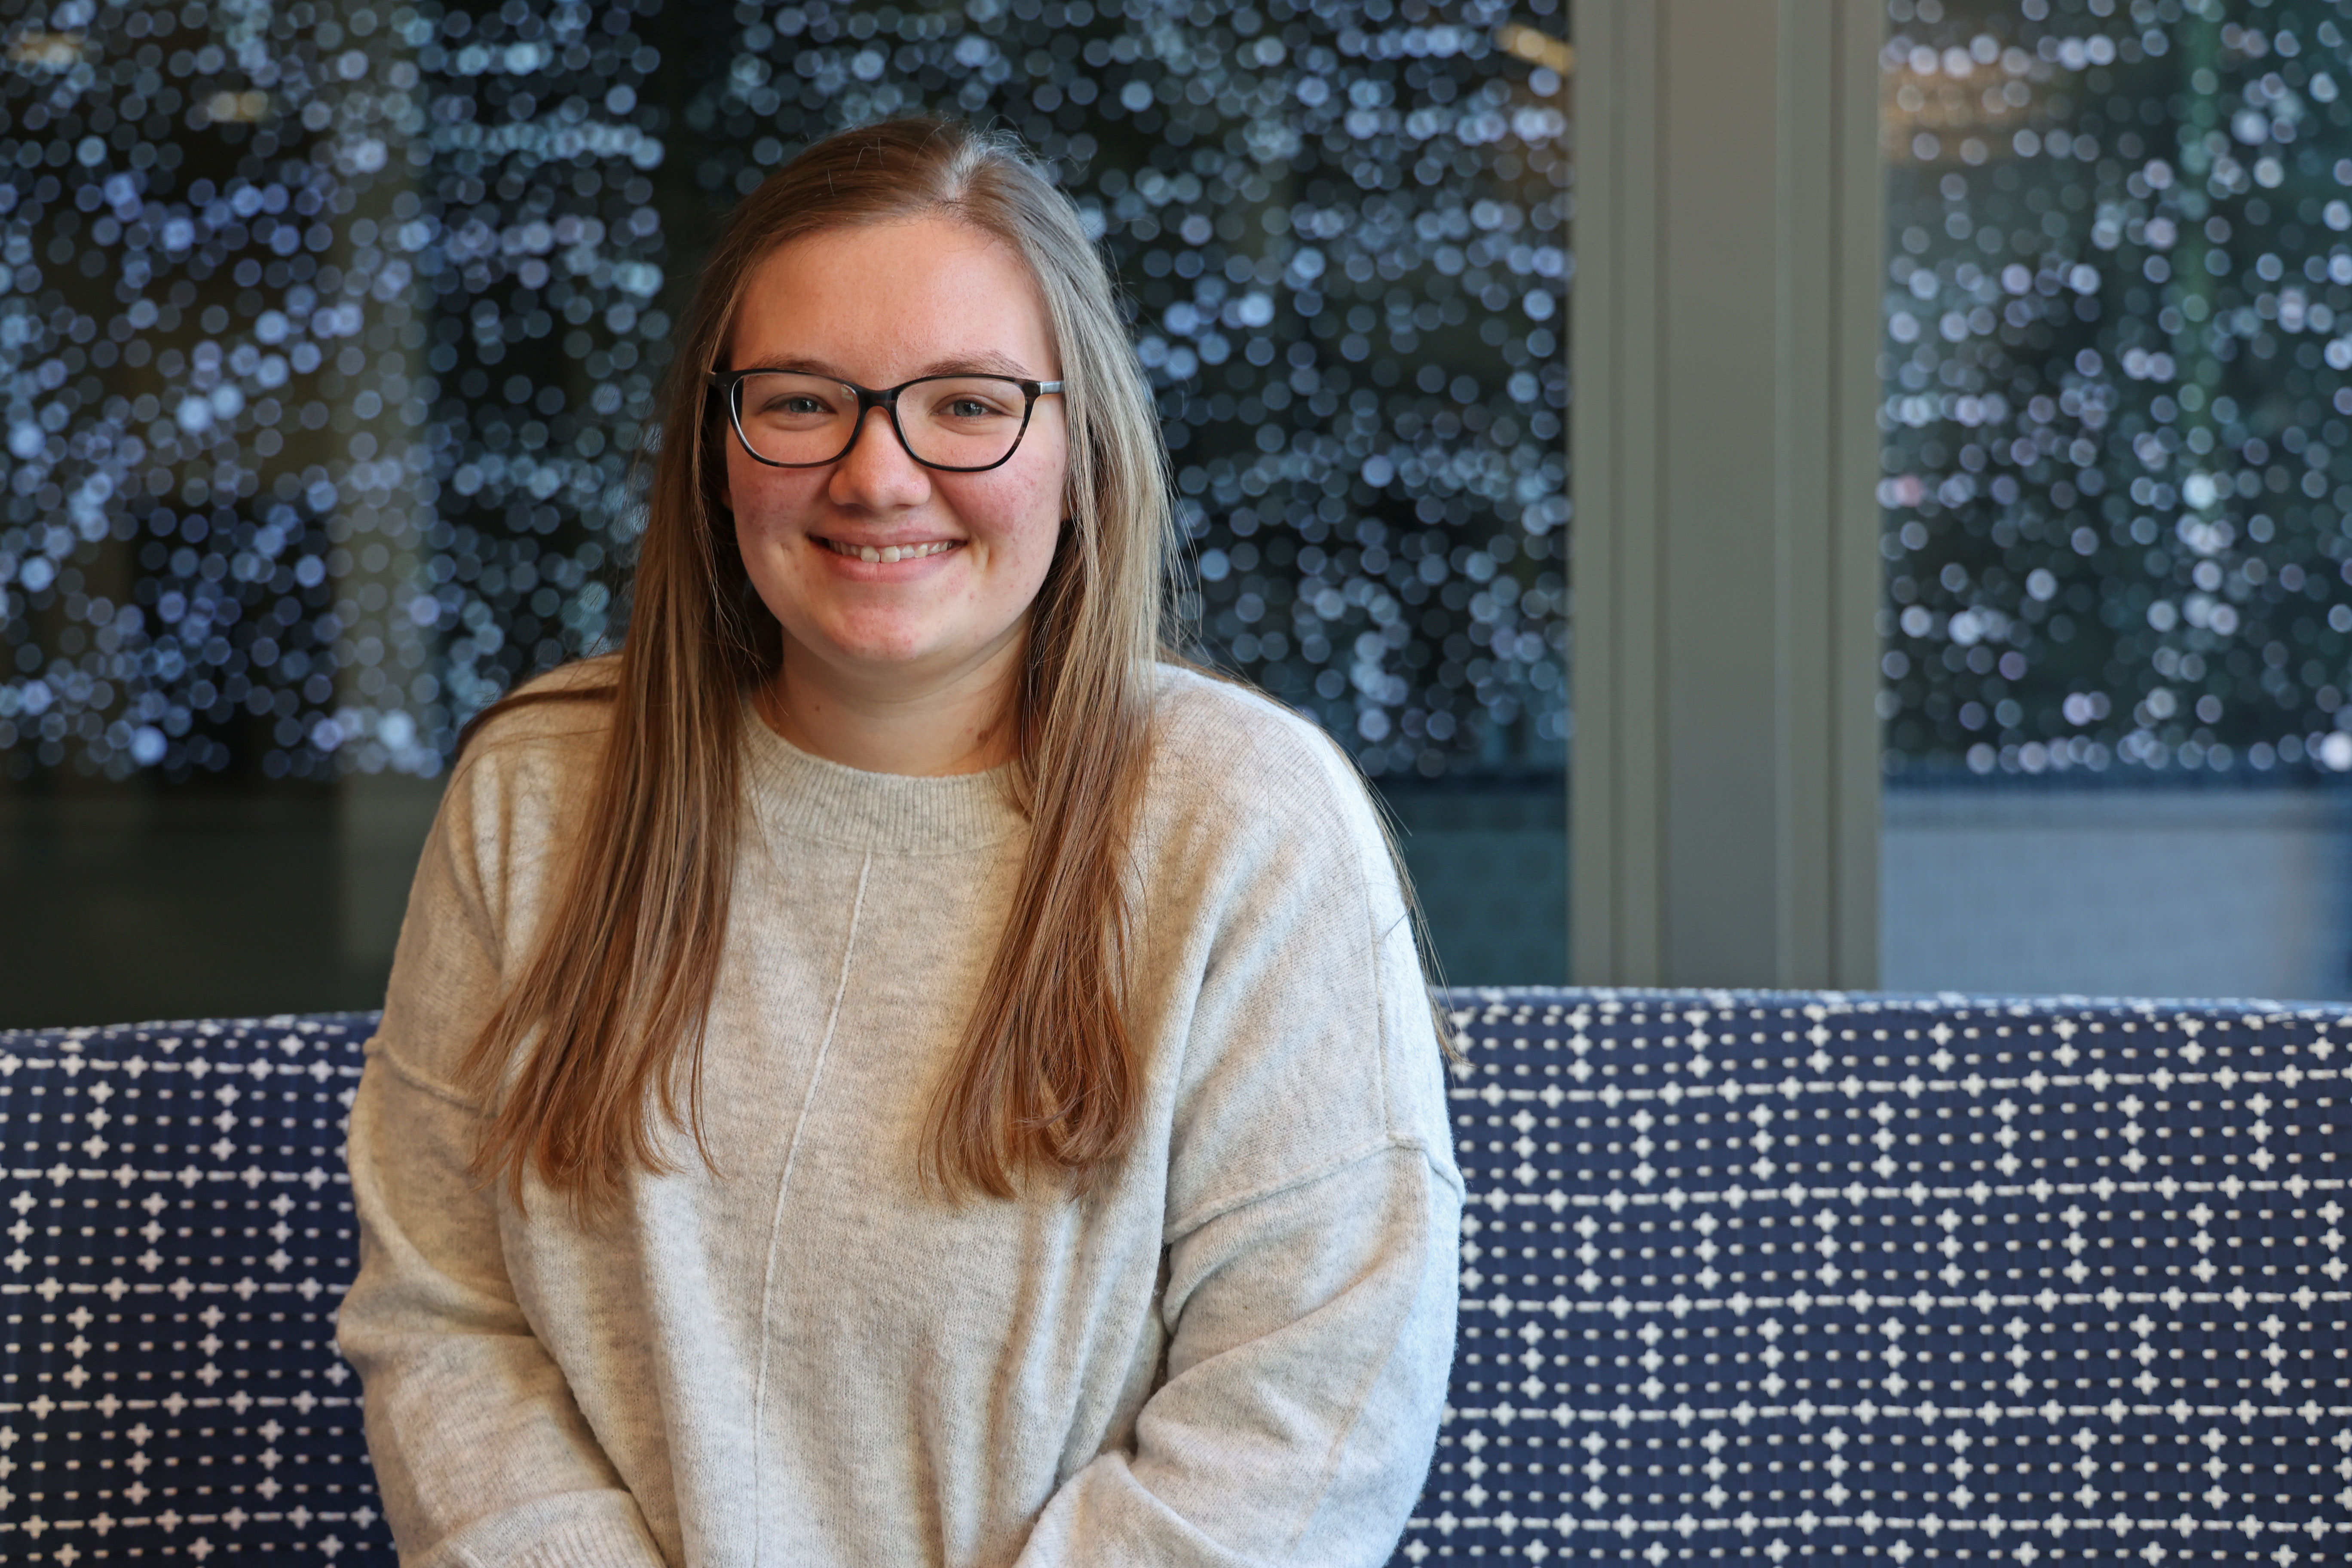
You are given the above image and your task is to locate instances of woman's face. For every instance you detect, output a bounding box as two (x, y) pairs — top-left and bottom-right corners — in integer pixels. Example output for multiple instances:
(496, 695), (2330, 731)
(722, 216), (1068, 699)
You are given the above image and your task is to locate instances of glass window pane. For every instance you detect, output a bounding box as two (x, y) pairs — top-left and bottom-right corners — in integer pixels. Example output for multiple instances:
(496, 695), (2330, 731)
(0, 0), (1568, 1023)
(1879, 0), (2352, 998)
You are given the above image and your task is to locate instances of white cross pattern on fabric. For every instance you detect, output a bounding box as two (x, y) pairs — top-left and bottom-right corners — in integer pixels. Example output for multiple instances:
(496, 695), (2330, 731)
(0, 1014), (381, 1562)
(7, 991), (2349, 1565)
(1400, 989), (2352, 1566)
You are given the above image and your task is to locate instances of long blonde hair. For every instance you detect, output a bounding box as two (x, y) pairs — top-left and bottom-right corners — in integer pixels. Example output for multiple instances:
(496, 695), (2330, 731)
(456, 119), (1176, 1209)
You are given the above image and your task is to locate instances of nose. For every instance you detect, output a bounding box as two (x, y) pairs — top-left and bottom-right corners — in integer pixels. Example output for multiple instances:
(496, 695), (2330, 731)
(826, 404), (932, 512)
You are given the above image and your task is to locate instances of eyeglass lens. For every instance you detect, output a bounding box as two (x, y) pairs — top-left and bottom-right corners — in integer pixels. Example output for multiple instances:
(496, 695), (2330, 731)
(732, 373), (1031, 468)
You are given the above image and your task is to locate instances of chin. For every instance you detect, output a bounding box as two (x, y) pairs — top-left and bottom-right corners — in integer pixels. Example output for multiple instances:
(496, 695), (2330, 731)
(806, 619), (962, 671)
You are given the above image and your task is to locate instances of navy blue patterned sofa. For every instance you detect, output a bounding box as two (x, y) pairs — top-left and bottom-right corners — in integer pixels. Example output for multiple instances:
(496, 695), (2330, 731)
(4, 990), (2348, 1564)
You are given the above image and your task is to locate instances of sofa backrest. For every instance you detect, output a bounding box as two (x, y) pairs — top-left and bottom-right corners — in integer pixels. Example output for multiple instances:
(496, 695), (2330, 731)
(0, 1012), (380, 1560)
(3, 990), (2346, 1564)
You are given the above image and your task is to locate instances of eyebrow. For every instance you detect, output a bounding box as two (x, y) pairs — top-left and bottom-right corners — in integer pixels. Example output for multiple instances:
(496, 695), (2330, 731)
(734, 352), (1042, 381)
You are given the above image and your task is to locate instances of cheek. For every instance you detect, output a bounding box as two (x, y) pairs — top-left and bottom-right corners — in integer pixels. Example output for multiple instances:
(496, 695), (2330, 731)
(727, 454), (820, 536)
(979, 478), (1065, 577)
(955, 447), (1064, 552)
(999, 446), (1069, 545)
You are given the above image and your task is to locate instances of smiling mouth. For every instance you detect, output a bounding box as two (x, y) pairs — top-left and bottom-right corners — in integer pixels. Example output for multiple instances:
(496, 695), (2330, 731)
(817, 537), (962, 565)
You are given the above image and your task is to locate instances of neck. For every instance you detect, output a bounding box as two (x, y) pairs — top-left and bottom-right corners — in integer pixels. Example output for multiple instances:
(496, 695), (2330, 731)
(759, 635), (1023, 778)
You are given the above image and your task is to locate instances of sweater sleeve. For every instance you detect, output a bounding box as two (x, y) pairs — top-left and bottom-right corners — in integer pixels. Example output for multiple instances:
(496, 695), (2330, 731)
(1014, 713), (1464, 1568)
(336, 732), (670, 1568)
(1013, 1147), (1458, 1568)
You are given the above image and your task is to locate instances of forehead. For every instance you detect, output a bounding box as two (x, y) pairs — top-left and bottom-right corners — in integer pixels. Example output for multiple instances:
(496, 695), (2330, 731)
(727, 215), (1057, 376)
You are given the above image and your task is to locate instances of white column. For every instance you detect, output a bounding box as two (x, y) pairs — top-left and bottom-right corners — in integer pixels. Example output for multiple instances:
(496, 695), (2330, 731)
(1571, 0), (1884, 988)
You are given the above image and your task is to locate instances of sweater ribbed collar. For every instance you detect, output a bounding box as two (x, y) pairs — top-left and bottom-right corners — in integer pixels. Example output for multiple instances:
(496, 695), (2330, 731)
(741, 702), (1027, 855)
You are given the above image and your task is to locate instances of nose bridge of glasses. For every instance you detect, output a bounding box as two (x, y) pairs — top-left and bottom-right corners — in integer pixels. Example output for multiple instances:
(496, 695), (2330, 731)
(839, 390), (924, 468)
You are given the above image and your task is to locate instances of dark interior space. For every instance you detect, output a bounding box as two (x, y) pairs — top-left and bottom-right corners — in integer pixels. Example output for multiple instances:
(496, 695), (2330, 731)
(0, 766), (1562, 1030)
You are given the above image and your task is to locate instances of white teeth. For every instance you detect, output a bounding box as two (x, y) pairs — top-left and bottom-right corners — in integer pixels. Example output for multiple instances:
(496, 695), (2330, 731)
(825, 538), (955, 562)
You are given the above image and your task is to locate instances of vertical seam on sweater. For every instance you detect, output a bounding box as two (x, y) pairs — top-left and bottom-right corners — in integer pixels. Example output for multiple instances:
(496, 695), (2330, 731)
(748, 850), (870, 1567)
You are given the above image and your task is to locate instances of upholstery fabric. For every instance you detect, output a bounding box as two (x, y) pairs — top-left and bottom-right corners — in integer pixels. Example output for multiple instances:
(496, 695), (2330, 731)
(0, 1012), (380, 1560)
(3, 990), (2348, 1565)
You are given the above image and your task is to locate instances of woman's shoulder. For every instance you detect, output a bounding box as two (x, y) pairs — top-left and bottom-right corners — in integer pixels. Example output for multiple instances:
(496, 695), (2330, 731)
(441, 656), (620, 824)
(458, 657), (619, 764)
(1145, 663), (1387, 861)
(1152, 662), (1347, 781)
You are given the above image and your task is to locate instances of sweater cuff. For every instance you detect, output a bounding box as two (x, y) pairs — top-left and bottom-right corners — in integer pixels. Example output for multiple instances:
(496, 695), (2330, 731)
(505, 1513), (670, 1568)
(426, 1491), (669, 1568)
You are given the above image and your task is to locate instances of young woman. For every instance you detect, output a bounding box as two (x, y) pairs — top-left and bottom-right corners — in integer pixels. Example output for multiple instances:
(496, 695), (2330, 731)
(338, 118), (1461, 1568)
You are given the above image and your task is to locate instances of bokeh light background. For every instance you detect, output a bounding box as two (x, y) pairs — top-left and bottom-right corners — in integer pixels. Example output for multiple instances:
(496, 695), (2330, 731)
(1882, 0), (2352, 781)
(0, 0), (1569, 787)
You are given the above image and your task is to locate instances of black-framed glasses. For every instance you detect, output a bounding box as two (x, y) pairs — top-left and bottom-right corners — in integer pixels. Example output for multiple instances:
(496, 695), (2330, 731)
(706, 369), (1065, 473)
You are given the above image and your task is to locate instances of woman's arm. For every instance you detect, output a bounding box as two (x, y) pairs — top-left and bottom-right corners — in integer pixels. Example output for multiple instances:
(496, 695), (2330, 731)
(1017, 709), (1464, 1567)
(1014, 1144), (1459, 1567)
(342, 1054), (670, 1568)
(337, 736), (669, 1568)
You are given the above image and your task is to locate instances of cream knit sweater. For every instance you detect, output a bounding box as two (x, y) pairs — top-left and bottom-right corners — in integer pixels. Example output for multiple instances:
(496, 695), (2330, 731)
(337, 664), (1462, 1568)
